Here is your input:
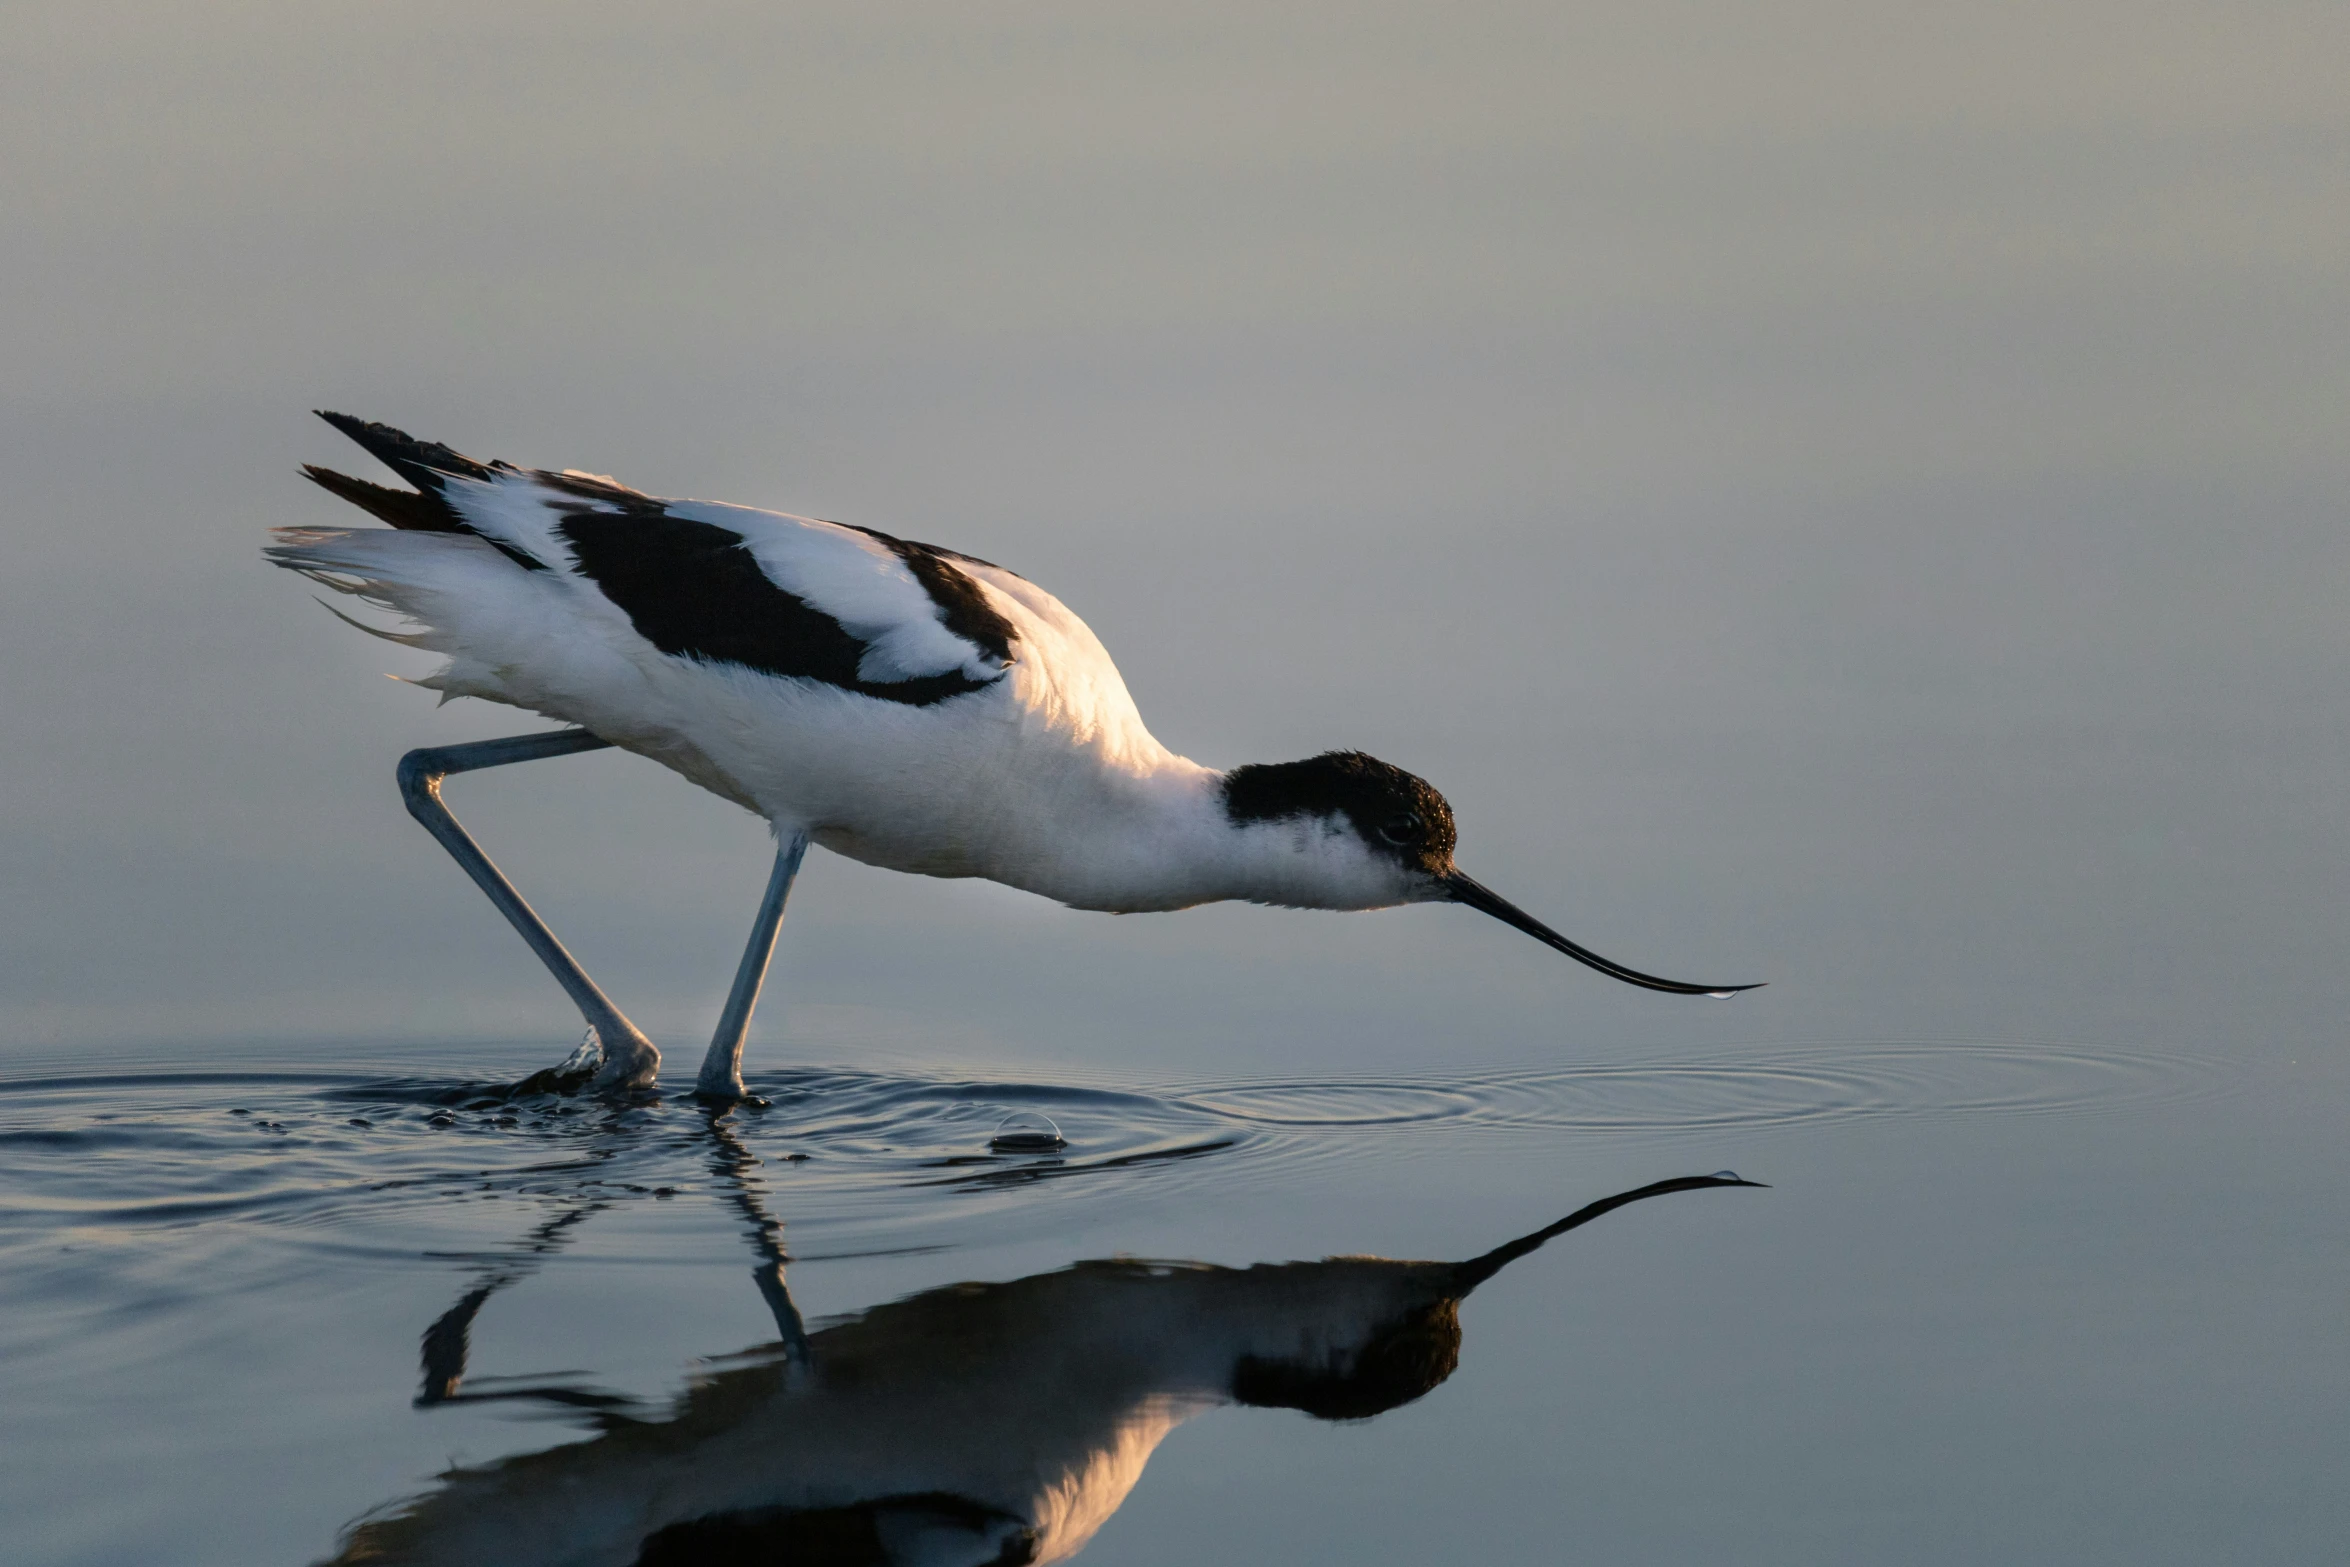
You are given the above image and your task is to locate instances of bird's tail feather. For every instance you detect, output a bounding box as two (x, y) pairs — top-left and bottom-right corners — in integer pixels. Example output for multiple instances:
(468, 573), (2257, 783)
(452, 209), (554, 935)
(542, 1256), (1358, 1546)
(267, 525), (617, 719)
(265, 526), (515, 652)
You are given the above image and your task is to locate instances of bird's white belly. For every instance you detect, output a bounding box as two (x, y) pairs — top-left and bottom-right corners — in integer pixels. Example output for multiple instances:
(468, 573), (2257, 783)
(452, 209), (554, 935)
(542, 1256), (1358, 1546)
(462, 643), (1207, 905)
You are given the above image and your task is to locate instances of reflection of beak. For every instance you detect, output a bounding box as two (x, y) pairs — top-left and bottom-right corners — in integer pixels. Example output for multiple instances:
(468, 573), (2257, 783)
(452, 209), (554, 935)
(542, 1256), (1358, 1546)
(1443, 872), (1763, 997)
(1451, 1171), (1767, 1292)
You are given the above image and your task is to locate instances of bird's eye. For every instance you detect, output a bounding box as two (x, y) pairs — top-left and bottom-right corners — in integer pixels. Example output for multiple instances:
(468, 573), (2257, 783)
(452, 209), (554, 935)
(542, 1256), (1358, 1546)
(1376, 812), (1423, 846)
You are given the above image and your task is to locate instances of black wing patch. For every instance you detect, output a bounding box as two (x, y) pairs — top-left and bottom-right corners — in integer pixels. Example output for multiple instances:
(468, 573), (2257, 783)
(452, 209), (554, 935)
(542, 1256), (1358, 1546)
(633, 1493), (1037, 1567)
(560, 511), (1008, 706)
(841, 524), (1019, 668)
(305, 411), (550, 571)
(303, 413), (1017, 704)
(316, 410), (501, 487)
(300, 463), (461, 536)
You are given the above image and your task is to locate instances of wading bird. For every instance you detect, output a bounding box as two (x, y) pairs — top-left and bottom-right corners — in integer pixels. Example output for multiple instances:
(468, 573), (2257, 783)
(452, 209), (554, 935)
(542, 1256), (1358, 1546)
(330, 1168), (1760, 1565)
(270, 415), (1756, 1097)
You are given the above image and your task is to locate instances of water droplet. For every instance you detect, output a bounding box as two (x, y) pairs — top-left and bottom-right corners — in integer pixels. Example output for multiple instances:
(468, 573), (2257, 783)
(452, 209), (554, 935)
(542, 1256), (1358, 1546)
(1711, 1170), (1741, 1181)
(990, 1111), (1065, 1153)
(554, 1029), (605, 1077)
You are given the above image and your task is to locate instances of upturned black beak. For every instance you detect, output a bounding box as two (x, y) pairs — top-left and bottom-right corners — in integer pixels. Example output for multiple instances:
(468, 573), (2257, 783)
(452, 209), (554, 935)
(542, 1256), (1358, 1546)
(1450, 1171), (1767, 1292)
(1444, 872), (1763, 997)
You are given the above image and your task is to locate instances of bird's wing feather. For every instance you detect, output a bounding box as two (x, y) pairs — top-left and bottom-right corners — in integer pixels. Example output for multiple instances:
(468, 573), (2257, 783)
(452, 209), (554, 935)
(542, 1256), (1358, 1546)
(691, 503), (1005, 684)
(303, 415), (1018, 708)
(554, 495), (1014, 704)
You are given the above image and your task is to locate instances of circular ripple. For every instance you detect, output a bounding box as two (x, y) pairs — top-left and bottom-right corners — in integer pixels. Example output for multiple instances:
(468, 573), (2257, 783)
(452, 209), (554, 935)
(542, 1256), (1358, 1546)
(0, 1041), (2234, 1264)
(1175, 1081), (1488, 1129)
(1172, 1043), (2232, 1142)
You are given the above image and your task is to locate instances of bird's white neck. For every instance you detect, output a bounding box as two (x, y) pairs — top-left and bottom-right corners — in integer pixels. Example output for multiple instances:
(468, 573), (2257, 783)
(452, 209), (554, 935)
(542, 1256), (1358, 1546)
(971, 755), (1425, 915)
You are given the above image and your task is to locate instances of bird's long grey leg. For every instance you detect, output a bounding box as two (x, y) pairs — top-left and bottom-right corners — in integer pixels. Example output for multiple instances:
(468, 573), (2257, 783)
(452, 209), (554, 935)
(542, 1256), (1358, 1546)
(751, 1252), (814, 1371)
(417, 1201), (605, 1407)
(696, 833), (809, 1102)
(704, 1108), (813, 1367)
(397, 730), (660, 1093)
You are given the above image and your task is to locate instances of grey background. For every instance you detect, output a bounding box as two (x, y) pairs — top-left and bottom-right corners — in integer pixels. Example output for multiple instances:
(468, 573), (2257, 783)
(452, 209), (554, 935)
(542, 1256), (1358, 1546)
(4, 1), (2344, 1073)
(5, 9), (2349, 1566)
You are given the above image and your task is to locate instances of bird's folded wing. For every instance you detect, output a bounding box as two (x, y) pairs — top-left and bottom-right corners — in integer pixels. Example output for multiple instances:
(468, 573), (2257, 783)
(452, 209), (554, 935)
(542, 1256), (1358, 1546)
(300, 414), (1018, 706)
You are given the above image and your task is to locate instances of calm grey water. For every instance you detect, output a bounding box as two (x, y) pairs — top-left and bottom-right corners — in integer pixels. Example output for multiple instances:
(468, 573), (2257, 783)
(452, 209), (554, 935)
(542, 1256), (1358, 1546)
(7, 4), (2348, 1562)
(2, 1032), (2338, 1564)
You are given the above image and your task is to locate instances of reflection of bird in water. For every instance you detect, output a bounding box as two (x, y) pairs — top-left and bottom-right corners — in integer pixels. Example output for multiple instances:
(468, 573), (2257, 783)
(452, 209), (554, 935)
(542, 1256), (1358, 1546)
(415, 1202), (611, 1411)
(328, 1167), (1758, 1566)
(270, 415), (1756, 1098)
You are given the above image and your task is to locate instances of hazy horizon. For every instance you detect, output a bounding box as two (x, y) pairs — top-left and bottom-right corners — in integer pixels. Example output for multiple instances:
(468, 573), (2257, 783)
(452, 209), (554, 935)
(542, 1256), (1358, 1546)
(4, 2), (2343, 1075)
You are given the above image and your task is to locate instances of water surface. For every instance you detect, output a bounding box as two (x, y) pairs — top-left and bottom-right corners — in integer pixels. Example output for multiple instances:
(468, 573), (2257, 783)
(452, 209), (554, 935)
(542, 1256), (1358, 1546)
(5, 1033), (2335, 1565)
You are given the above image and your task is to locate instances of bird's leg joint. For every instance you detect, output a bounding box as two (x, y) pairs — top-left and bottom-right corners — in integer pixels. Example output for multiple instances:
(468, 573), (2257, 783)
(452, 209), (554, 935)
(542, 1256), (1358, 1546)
(392, 729), (658, 1094)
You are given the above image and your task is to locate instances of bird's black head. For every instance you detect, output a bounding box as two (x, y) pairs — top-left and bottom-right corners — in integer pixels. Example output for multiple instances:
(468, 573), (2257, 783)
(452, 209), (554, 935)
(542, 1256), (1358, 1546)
(1228, 1295), (1464, 1422)
(1222, 750), (1762, 995)
(1227, 1170), (1762, 1423)
(1221, 750), (1459, 880)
